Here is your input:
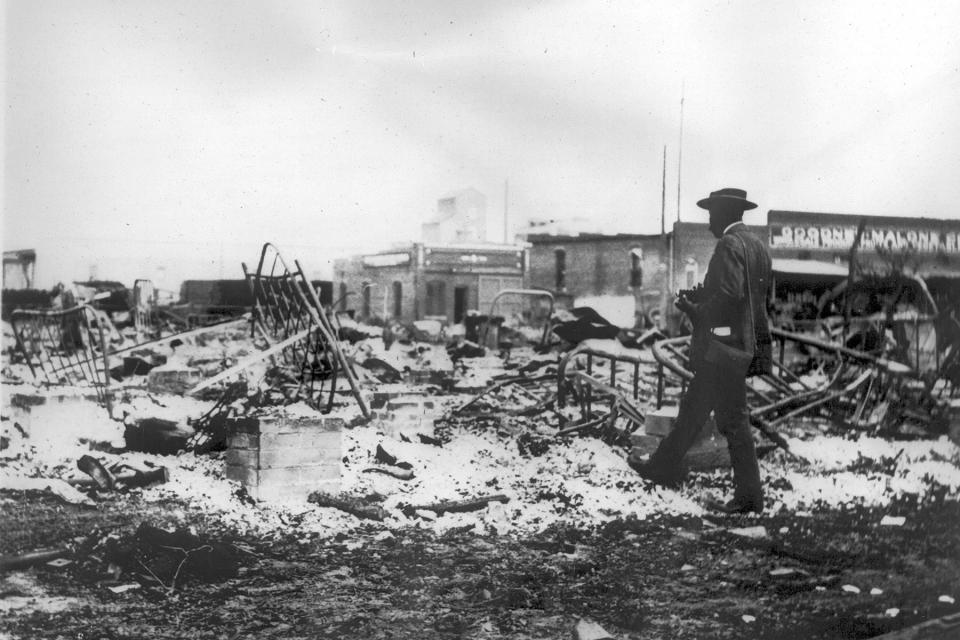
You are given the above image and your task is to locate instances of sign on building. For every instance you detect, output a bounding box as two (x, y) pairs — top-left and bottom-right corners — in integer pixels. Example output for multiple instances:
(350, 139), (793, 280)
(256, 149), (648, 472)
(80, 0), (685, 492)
(770, 224), (960, 254)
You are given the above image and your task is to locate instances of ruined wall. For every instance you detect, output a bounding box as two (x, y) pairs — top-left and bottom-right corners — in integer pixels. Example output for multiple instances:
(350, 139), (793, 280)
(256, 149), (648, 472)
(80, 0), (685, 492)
(527, 234), (668, 298)
(334, 257), (418, 323)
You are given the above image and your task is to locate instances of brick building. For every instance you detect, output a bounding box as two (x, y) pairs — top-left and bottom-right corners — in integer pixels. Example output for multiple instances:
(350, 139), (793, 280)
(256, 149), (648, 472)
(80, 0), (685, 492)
(333, 243), (526, 324)
(526, 233), (670, 327)
(527, 210), (960, 330)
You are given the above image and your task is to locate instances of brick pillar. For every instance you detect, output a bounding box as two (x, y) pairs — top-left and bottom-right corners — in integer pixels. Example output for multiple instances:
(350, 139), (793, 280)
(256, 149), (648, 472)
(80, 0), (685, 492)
(225, 411), (342, 503)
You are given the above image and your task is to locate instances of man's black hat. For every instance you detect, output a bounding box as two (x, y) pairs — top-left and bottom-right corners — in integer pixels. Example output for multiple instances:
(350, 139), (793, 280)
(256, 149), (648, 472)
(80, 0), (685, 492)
(696, 187), (757, 211)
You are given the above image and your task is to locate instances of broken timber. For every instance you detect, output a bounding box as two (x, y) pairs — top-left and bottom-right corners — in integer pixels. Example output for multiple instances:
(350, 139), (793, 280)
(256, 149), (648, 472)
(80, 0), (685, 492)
(408, 494), (509, 516)
(307, 492), (386, 520)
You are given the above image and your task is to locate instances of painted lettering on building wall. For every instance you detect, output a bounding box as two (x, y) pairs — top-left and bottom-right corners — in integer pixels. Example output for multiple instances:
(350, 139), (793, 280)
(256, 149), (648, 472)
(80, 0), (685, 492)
(362, 253), (411, 268)
(770, 225), (960, 254)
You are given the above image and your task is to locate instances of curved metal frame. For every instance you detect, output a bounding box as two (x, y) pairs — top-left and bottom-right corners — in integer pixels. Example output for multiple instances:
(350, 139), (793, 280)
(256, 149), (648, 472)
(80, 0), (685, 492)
(478, 288), (555, 348)
(11, 304), (112, 414)
(241, 243), (369, 417)
(649, 326), (921, 439)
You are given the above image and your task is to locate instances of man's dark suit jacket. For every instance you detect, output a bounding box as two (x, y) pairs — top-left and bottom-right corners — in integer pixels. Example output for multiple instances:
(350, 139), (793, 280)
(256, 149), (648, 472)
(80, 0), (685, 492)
(688, 222), (773, 375)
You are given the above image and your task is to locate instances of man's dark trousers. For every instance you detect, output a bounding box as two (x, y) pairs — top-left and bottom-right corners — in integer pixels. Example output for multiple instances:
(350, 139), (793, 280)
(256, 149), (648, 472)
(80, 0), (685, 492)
(649, 361), (762, 501)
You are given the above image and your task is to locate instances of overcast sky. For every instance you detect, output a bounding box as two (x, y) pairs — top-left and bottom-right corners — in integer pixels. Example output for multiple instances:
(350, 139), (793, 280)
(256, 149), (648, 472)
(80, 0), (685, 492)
(4, 1), (960, 288)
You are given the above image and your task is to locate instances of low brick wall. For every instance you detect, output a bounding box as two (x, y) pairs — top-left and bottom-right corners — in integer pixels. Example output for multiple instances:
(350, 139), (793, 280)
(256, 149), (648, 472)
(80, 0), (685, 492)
(225, 411), (342, 503)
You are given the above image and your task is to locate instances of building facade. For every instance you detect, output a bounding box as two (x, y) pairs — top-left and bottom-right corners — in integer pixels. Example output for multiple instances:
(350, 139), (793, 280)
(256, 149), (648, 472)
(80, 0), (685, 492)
(3, 249), (36, 290)
(767, 211), (960, 298)
(334, 243), (526, 324)
(526, 233), (670, 327)
(527, 211), (960, 330)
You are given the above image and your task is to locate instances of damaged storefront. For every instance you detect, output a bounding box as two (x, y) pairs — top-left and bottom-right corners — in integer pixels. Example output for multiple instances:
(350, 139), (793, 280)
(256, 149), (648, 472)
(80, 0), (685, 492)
(526, 233), (669, 329)
(334, 243), (526, 324)
(767, 210), (960, 307)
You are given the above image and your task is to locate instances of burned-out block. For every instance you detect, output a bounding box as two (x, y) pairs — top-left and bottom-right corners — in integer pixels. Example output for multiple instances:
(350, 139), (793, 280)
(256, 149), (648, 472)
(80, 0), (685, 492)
(225, 411), (342, 503)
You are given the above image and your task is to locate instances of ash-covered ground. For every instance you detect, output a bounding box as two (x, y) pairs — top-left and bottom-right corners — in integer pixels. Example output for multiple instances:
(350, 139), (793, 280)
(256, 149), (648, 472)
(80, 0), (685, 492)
(2, 320), (959, 639)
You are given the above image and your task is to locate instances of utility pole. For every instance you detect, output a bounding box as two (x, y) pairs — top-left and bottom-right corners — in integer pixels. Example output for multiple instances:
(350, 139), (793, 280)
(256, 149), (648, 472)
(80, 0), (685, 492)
(676, 84), (685, 224)
(660, 146), (667, 239)
(660, 146), (670, 329)
(503, 179), (509, 244)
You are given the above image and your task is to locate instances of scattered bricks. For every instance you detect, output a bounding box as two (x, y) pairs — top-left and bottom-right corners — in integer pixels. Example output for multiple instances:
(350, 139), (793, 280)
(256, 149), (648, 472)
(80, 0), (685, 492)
(225, 411), (342, 503)
(146, 364), (203, 395)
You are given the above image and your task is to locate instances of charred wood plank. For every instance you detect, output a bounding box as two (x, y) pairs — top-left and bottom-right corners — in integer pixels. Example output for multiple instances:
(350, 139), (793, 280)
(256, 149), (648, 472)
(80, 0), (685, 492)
(409, 494), (509, 516)
(308, 492), (386, 520)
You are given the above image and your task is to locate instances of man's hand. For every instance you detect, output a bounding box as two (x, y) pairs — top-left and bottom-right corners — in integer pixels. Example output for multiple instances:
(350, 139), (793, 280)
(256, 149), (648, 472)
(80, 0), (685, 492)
(675, 295), (696, 318)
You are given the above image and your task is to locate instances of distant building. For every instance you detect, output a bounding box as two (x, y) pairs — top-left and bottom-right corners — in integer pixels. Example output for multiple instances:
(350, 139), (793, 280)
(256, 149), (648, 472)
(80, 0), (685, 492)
(524, 216), (595, 237)
(526, 232), (670, 327)
(526, 210), (960, 331)
(3, 249), (36, 290)
(422, 188), (488, 244)
(334, 243), (526, 324)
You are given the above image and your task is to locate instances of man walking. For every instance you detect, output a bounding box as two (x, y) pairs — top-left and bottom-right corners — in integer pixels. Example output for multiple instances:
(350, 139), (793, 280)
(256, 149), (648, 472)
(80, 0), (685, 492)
(631, 188), (773, 514)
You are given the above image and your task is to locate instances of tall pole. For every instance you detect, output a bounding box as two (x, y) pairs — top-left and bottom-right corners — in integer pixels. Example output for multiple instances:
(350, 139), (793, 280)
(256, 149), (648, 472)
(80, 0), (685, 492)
(676, 83), (685, 224)
(503, 179), (509, 244)
(660, 145), (669, 329)
(660, 146), (667, 239)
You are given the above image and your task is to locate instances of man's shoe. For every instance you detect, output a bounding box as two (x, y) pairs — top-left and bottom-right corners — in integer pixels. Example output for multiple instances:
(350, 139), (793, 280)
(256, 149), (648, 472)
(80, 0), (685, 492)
(703, 495), (764, 515)
(628, 459), (684, 489)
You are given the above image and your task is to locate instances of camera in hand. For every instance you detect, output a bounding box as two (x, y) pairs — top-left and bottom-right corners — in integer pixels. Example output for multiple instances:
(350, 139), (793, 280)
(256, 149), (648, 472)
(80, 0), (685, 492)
(676, 283), (705, 303)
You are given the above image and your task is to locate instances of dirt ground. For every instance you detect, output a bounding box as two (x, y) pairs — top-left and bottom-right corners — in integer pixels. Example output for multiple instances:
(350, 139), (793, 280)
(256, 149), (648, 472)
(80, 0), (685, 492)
(2, 479), (959, 640)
